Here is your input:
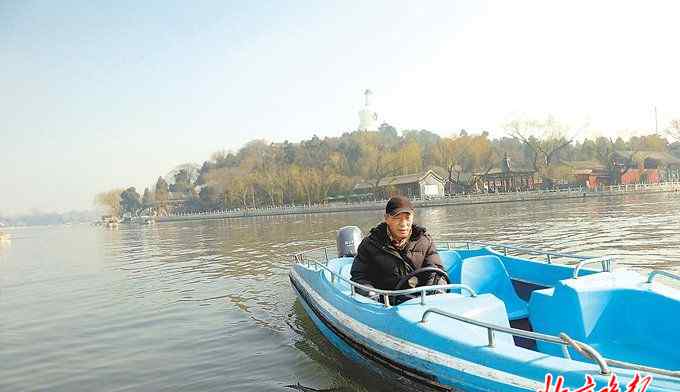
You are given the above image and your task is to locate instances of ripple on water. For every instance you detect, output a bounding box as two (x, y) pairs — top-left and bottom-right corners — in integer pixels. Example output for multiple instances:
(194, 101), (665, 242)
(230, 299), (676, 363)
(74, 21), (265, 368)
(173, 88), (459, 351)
(2, 194), (680, 391)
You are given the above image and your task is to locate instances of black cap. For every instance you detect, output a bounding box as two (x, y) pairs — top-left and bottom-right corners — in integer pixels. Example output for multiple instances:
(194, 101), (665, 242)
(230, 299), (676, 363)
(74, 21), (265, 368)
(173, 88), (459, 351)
(386, 196), (415, 216)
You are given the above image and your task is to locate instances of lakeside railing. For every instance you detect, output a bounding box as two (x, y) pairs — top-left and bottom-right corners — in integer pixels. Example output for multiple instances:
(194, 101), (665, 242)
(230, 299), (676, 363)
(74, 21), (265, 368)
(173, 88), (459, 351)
(159, 180), (680, 221)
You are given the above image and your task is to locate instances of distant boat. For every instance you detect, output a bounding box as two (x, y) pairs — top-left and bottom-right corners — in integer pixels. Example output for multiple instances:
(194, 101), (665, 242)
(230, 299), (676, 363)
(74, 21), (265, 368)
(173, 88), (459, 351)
(100, 215), (119, 229)
(131, 216), (155, 225)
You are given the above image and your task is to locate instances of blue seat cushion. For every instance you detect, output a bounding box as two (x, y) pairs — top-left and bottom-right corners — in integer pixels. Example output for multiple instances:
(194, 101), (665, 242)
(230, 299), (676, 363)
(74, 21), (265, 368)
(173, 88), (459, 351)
(529, 272), (680, 369)
(459, 255), (529, 320)
(439, 251), (463, 279)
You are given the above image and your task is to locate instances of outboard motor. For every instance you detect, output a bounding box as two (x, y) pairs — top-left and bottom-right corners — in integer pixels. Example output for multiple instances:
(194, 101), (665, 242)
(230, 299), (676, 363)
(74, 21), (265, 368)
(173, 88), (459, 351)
(336, 226), (363, 257)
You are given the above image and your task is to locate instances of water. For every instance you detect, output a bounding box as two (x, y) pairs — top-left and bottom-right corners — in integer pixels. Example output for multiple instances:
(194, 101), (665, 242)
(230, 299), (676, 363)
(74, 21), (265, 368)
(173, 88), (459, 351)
(2, 193), (680, 391)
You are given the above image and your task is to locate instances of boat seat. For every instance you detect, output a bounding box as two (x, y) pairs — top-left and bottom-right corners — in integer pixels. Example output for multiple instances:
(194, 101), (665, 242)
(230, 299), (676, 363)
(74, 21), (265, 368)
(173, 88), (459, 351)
(458, 255), (529, 321)
(529, 272), (680, 369)
(332, 258), (355, 292)
(338, 262), (353, 280)
(439, 251), (463, 279)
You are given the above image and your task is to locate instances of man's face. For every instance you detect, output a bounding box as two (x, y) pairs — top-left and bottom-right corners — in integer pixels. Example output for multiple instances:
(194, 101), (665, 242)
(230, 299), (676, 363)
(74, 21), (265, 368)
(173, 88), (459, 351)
(384, 212), (414, 241)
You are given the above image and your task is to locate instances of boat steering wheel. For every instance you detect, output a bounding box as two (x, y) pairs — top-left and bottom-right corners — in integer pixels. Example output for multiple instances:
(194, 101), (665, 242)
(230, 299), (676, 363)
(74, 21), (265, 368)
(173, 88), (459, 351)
(394, 267), (450, 292)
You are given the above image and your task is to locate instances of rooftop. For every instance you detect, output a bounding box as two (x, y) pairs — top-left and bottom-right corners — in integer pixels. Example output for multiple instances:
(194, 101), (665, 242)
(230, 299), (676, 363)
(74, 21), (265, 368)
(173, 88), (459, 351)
(354, 169), (444, 190)
(613, 150), (680, 165)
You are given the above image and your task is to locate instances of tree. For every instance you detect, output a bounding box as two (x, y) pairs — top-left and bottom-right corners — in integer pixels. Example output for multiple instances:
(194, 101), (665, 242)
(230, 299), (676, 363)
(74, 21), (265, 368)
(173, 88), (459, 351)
(142, 188), (154, 209)
(433, 133), (496, 192)
(402, 129), (441, 147)
(199, 186), (219, 210)
(254, 167), (285, 206)
(432, 137), (460, 190)
(402, 129), (440, 168)
(120, 187), (142, 216)
(378, 122), (398, 139)
(356, 139), (401, 198)
(667, 119), (680, 142)
(166, 163), (199, 193)
(613, 137), (627, 152)
(155, 177), (170, 214)
(196, 161), (216, 185)
(592, 137), (639, 185)
(281, 140), (296, 165)
(205, 167), (254, 209)
(95, 189), (123, 216)
(185, 188), (201, 212)
(108, 120), (680, 212)
(628, 134), (668, 152)
(211, 149), (238, 168)
(336, 134), (363, 176)
(506, 116), (575, 177)
(397, 140), (422, 175)
(238, 139), (274, 172)
(296, 135), (331, 169)
(172, 169), (193, 193)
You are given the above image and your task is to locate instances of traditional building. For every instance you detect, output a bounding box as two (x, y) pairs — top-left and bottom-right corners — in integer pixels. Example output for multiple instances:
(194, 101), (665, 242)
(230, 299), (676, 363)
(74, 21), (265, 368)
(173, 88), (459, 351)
(354, 169), (446, 199)
(571, 151), (680, 188)
(612, 150), (680, 184)
(571, 161), (611, 189)
(478, 154), (536, 192)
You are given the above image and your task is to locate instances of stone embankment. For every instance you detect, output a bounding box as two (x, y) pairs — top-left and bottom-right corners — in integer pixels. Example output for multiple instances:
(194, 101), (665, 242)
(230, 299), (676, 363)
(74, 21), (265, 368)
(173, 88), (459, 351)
(157, 182), (680, 223)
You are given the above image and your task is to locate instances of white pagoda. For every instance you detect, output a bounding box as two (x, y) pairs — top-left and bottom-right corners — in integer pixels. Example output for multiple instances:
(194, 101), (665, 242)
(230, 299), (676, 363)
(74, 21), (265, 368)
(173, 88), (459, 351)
(357, 89), (378, 131)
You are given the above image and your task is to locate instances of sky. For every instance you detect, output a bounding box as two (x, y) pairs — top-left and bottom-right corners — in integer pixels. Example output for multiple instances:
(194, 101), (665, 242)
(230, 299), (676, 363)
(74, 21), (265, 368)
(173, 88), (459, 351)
(2, 0), (680, 214)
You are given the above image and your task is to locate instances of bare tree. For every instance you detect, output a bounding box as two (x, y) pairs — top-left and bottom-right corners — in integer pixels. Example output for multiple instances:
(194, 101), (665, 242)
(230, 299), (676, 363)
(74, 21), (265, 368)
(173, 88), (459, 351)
(506, 116), (576, 170)
(432, 133), (497, 193)
(505, 115), (585, 186)
(591, 137), (639, 185)
(94, 189), (124, 216)
(356, 143), (401, 199)
(368, 154), (402, 198)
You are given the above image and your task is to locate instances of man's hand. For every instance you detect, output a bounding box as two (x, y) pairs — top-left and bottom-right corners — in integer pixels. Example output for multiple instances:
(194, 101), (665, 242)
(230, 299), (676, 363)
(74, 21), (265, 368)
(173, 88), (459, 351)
(367, 291), (381, 301)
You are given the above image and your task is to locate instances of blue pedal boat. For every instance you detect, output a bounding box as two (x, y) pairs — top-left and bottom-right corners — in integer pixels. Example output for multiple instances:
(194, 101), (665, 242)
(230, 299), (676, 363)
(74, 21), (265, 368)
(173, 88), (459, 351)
(289, 230), (680, 392)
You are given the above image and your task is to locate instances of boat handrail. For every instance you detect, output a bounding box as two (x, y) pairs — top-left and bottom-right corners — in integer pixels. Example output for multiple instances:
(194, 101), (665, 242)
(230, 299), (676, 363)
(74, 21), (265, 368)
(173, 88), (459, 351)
(294, 242), (598, 266)
(443, 241), (615, 276)
(293, 242), (614, 282)
(442, 240), (593, 264)
(312, 260), (477, 307)
(561, 334), (680, 378)
(292, 248), (477, 306)
(572, 256), (615, 278)
(421, 308), (680, 378)
(420, 308), (609, 375)
(647, 270), (680, 284)
(292, 246), (334, 262)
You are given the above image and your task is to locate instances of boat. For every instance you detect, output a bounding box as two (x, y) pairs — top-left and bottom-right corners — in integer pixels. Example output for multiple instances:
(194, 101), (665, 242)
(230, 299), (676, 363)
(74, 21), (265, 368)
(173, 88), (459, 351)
(289, 226), (680, 392)
(100, 215), (119, 228)
(131, 216), (155, 225)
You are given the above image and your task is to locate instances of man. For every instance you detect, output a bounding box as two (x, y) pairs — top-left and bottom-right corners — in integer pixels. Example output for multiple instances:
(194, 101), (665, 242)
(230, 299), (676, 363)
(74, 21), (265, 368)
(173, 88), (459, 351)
(350, 195), (444, 303)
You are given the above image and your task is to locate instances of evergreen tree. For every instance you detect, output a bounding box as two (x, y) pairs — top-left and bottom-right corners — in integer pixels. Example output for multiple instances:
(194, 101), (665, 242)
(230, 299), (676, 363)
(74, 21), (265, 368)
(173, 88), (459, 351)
(142, 188), (154, 209)
(120, 187), (142, 216)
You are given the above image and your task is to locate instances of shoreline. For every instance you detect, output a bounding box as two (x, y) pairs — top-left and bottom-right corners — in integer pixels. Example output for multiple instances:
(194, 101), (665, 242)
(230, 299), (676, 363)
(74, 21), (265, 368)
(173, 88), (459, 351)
(156, 182), (680, 223)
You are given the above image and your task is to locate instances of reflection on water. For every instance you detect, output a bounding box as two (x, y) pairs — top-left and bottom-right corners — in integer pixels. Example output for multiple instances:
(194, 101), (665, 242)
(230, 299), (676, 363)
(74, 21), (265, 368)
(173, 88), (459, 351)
(429, 194), (680, 273)
(1, 194), (680, 391)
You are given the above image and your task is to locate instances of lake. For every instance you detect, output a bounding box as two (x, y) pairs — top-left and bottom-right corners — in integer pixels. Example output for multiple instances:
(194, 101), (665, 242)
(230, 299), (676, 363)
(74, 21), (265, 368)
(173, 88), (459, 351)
(2, 193), (680, 391)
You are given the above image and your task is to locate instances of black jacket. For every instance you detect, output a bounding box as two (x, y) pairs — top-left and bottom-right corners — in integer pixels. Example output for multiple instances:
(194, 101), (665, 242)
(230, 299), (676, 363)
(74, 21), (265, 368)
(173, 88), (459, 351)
(350, 222), (443, 292)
